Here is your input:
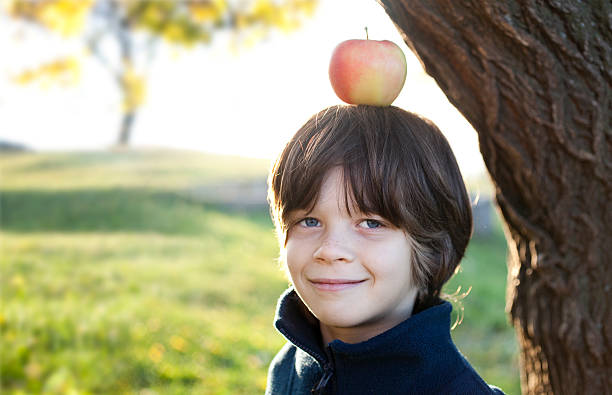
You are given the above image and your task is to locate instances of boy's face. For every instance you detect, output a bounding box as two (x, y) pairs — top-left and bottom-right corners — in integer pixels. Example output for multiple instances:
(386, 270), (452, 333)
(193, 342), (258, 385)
(284, 167), (419, 344)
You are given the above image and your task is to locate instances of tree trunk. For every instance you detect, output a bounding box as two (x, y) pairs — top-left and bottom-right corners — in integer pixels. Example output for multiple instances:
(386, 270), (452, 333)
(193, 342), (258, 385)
(378, 1), (611, 394)
(117, 111), (136, 146)
(113, 0), (137, 147)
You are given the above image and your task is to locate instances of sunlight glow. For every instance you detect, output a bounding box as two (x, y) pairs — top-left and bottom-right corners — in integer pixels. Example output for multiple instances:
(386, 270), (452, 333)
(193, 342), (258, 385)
(0, 0), (485, 177)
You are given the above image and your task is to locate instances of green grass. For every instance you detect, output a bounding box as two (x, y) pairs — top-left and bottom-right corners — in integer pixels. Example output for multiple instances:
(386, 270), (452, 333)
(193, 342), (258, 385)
(0, 149), (520, 394)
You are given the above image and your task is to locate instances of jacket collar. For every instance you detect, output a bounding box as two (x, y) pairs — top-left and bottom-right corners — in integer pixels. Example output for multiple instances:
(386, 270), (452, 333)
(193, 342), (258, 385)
(273, 288), (328, 365)
(273, 288), (468, 393)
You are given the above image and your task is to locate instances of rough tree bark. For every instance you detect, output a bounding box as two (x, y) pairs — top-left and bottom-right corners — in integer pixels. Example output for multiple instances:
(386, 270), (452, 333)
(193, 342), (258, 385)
(378, 1), (611, 394)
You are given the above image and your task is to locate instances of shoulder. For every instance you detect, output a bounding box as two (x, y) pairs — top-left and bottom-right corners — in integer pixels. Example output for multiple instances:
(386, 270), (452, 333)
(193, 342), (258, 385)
(266, 343), (297, 394)
(437, 362), (506, 394)
(265, 343), (322, 395)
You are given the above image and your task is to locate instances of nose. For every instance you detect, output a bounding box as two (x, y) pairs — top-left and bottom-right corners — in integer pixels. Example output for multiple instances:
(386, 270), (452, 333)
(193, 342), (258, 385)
(313, 229), (355, 264)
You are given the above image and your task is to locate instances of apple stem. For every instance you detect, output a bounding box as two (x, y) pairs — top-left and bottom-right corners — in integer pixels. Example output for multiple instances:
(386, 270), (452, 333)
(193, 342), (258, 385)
(365, 26), (369, 40)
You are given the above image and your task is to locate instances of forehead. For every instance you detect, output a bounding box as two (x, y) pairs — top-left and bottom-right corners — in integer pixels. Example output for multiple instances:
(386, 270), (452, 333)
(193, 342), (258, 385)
(300, 167), (363, 217)
(319, 167), (344, 196)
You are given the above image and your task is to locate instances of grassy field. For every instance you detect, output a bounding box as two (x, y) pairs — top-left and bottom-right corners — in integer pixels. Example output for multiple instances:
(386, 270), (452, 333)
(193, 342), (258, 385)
(1, 149), (520, 394)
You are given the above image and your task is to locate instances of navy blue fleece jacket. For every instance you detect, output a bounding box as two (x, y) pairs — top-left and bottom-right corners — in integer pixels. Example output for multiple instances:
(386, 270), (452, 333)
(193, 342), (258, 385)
(266, 288), (505, 394)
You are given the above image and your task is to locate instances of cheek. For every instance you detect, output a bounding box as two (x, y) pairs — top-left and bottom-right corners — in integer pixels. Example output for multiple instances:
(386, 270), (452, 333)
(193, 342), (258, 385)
(277, 248), (290, 279)
(368, 240), (413, 278)
(285, 239), (308, 274)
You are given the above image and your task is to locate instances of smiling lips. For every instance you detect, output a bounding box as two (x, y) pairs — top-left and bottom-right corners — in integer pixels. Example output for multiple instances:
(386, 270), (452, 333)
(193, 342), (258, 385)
(309, 278), (367, 291)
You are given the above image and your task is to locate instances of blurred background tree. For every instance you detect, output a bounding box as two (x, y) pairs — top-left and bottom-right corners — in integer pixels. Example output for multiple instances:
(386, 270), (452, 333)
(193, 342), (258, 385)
(4, 0), (317, 146)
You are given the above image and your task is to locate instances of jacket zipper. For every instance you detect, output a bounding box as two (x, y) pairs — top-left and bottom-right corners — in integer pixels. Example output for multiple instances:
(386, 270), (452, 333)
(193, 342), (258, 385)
(311, 363), (333, 394)
(277, 328), (332, 394)
(311, 345), (336, 394)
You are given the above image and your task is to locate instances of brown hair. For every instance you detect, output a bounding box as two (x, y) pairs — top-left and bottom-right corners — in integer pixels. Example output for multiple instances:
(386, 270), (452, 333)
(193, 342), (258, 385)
(267, 105), (473, 309)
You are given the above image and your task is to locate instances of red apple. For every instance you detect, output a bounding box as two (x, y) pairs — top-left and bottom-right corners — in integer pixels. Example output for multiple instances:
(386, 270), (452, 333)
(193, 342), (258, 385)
(329, 39), (407, 106)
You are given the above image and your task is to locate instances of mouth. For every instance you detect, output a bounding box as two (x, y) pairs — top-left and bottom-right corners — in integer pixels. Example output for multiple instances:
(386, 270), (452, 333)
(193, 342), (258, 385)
(308, 278), (367, 291)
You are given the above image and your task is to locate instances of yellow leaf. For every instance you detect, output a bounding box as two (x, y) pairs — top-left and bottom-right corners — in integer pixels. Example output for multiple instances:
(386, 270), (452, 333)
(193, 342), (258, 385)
(12, 56), (81, 87)
(142, 3), (165, 25)
(189, 0), (226, 22)
(162, 23), (186, 43)
(231, 0), (319, 48)
(148, 343), (165, 363)
(121, 66), (147, 112)
(10, 274), (25, 288)
(8, 0), (94, 36)
(169, 335), (186, 352)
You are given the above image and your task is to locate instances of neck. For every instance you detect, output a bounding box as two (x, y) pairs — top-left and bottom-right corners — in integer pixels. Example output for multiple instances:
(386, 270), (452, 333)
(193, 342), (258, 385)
(319, 298), (417, 345)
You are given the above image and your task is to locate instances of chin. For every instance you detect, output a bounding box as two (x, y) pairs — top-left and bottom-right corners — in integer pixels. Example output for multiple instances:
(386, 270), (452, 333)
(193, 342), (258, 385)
(313, 309), (368, 329)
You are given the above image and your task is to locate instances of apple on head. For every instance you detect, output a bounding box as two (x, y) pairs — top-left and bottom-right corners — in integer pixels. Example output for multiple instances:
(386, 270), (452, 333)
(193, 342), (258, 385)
(329, 39), (407, 106)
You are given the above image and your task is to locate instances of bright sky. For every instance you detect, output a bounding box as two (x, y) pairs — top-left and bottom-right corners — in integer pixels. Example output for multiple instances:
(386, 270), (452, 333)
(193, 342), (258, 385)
(0, 0), (486, 177)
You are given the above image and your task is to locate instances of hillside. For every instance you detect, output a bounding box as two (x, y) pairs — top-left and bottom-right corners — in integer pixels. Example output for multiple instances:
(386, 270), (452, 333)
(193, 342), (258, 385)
(0, 149), (518, 394)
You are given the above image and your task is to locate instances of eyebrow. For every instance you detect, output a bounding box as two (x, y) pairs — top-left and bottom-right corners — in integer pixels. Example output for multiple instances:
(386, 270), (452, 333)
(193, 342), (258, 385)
(285, 208), (310, 223)
(290, 203), (385, 221)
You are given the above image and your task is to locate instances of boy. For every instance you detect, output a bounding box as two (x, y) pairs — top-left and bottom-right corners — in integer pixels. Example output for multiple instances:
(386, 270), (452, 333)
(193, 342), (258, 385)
(266, 105), (504, 394)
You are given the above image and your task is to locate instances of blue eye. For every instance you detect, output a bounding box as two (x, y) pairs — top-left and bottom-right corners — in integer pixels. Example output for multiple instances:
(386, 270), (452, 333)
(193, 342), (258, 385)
(301, 217), (320, 227)
(359, 219), (382, 229)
